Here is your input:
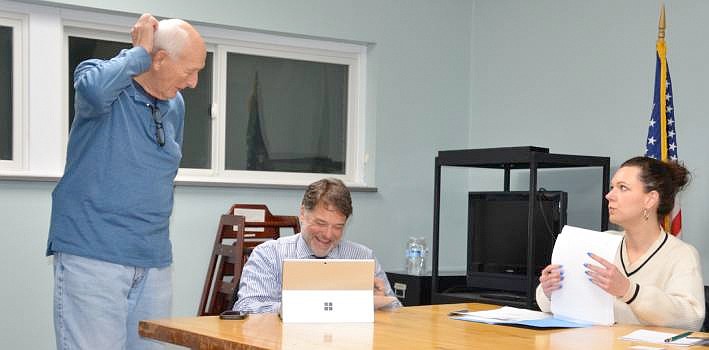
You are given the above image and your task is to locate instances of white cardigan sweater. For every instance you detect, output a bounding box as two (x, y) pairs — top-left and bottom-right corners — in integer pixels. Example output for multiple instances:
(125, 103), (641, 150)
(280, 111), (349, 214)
(536, 230), (705, 330)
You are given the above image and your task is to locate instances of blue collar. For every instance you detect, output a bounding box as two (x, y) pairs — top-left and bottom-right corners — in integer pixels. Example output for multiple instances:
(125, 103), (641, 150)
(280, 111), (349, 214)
(131, 79), (161, 107)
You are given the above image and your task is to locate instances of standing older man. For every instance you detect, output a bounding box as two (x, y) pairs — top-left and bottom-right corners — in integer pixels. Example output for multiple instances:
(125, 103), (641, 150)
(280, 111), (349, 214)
(46, 14), (206, 350)
(234, 178), (401, 314)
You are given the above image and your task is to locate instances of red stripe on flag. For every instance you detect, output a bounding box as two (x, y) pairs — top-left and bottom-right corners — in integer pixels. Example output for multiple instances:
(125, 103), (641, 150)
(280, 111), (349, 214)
(669, 210), (682, 236)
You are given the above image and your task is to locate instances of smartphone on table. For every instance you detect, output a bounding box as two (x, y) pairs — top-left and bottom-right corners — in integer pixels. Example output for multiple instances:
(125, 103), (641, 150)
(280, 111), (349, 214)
(219, 310), (248, 320)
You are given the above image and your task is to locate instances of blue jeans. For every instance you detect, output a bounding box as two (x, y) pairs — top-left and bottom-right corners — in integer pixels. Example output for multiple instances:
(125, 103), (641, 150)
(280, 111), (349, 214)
(53, 252), (172, 350)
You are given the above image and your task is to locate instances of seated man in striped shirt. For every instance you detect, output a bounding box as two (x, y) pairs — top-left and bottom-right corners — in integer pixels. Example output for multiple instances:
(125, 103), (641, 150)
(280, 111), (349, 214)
(233, 177), (401, 313)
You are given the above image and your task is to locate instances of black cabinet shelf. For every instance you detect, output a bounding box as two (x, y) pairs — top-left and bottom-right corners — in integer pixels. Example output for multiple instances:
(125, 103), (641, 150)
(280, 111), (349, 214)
(385, 272), (466, 306)
(431, 146), (610, 309)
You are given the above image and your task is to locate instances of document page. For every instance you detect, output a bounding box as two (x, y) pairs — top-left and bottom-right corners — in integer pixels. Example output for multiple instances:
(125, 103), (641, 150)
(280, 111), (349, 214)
(455, 306), (549, 322)
(550, 225), (622, 325)
(620, 330), (704, 346)
(450, 306), (590, 329)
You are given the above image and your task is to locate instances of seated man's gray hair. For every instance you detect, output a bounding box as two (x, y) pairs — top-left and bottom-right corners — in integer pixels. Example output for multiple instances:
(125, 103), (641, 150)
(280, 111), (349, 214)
(302, 178), (352, 218)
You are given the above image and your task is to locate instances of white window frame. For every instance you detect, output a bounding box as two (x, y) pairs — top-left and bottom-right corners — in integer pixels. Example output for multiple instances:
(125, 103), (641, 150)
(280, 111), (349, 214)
(62, 24), (220, 170)
(0, 11), (28, 171)
(185, 33), (367, 187)
(63, 19), (369, 187)
(62, 23), (133, 155)
(0, 3), (371, 188)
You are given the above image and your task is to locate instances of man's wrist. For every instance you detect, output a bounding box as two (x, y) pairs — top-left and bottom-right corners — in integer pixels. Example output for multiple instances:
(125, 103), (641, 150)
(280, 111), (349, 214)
(129, 47), (153, 75)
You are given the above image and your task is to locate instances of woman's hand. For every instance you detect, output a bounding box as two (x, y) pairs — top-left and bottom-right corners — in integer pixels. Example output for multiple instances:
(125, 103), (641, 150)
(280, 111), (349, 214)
(585, 252), (630, 297)
(539, 264), (563, 298)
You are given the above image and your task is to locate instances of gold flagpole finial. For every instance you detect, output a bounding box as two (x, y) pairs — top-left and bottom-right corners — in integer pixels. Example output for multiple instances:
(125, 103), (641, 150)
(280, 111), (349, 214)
(658, 4), (666, 40)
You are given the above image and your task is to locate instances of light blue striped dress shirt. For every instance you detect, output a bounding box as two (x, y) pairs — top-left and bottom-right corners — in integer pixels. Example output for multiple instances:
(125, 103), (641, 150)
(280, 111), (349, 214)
(233, 233), (401, 313)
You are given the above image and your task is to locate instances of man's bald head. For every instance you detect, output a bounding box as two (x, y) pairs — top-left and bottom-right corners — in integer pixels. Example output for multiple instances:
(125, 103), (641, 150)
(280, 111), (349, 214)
(153, 19), (204, 59)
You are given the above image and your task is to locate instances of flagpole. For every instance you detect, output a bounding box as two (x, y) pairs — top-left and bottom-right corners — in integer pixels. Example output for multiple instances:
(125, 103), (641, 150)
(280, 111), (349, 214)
(658, 4), (665, 40)
(656, 5), (669, 163)
(645, 4), (681, 236)
(656, 3), (675, 233)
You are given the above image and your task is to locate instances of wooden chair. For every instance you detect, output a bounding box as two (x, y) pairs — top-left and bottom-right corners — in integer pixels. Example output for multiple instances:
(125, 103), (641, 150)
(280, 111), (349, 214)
(198, 204), (300, 316)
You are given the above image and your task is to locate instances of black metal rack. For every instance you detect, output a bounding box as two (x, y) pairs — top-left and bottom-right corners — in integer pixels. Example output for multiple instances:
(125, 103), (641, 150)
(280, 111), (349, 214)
(430, 146), (610, 308)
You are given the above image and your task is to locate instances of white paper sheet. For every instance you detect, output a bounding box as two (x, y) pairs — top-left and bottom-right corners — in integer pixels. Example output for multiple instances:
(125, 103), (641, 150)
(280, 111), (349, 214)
(620, 330), (703, 346)
(455, 306), (549, 322)
(450, 306), (590, 328)
(550, 225), (622, 325)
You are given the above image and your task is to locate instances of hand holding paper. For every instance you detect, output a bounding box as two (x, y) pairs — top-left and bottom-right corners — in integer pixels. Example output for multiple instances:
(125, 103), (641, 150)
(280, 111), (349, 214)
(549, 225), (622, 326)
(585, 252), (631, 297)
(539, 264), (564, 298)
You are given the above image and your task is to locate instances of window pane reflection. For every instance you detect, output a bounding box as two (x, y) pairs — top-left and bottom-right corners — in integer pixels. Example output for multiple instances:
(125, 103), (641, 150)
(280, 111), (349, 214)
(225, 53), (347, 174)
(0, 26), (13, 160)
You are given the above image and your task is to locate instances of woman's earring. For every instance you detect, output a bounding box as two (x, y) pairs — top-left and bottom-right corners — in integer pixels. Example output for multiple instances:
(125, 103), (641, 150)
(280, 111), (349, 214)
(642, 208), (649, 221)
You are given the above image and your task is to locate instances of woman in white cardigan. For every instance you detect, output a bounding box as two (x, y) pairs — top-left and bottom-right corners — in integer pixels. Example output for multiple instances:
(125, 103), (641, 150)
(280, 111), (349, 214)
(536, 156), (705, 330)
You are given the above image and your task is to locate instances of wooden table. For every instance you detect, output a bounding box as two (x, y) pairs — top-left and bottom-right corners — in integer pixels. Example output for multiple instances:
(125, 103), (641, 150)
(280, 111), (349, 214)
(139, 303), (707, 349)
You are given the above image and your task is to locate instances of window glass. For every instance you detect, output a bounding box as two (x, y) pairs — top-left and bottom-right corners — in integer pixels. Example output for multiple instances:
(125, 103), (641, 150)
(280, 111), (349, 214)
(68, 36), (130, 129)
(225, 53), (348, 174)
(0, 26), (13, 160)
(179, 51), (213, 169)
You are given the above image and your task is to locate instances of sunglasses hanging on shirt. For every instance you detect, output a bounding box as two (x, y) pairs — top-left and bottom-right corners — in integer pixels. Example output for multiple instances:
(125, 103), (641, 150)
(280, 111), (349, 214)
(148, 104), (165, 147)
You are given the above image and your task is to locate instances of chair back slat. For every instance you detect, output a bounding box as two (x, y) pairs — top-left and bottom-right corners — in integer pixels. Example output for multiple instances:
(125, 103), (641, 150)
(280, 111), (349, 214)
(197, 205), (300, 316)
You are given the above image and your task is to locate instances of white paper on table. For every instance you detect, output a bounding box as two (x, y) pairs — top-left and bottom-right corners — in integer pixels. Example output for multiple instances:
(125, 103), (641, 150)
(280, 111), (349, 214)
(620, 330), (703, 346)
(451, 306), (590, 328)
(462, 306), (549, 322)
(550, 225), (622, 326)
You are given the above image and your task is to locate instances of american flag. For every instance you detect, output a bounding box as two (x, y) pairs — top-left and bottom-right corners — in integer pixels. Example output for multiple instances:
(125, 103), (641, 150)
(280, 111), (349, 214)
(644, 36), (682, 236)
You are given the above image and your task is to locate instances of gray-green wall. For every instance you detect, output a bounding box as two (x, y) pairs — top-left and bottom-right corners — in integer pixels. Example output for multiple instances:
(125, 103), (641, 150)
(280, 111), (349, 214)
(3, 1), (709, 349)
(1, 0), (473, 348)
(471, 0), (708, 276)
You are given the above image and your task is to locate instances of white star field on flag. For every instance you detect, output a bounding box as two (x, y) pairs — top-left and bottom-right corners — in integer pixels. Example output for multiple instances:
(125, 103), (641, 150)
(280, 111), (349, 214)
(645, 74), (678, 161)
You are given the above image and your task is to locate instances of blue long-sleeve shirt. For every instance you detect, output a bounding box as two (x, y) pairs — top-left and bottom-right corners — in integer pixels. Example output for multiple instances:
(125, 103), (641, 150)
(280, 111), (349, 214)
(47, 47), (184, 268)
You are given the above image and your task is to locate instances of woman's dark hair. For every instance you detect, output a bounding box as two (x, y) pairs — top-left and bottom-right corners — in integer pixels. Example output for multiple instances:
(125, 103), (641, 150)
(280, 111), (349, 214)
(301, 178), (352, 218)
(621, 156), (690, 218)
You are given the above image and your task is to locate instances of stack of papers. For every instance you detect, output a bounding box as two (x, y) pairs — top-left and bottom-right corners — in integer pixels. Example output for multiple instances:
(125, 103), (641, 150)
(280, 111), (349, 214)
(621, 330), (706, 346)
(450, 306), (590, 329)
(550, 226), (623, 326)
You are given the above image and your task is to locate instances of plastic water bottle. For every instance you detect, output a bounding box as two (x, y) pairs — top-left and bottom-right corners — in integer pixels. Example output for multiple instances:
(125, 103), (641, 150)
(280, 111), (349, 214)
(405, 237), (427, 275)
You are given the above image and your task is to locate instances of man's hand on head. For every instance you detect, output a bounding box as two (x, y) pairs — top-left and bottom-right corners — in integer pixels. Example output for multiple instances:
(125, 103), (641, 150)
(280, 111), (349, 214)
(131, 13), (158, 53)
